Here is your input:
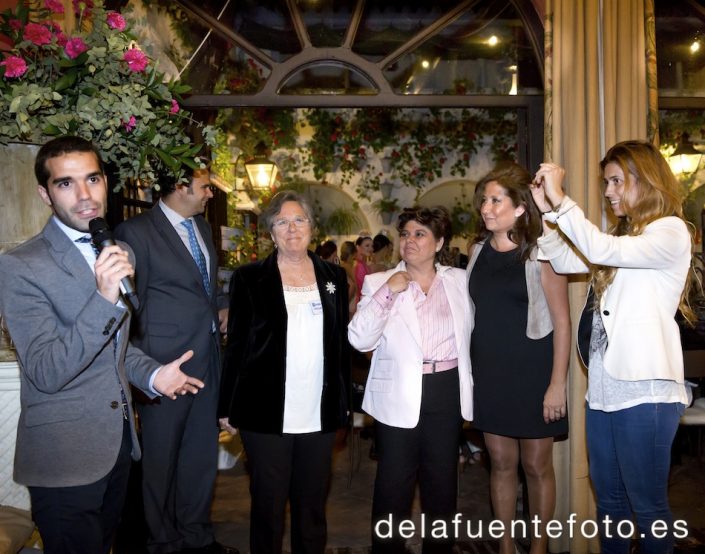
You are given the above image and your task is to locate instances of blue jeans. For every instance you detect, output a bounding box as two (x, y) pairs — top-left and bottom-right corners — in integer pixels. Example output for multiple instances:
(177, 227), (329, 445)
(586, 402), (683, 554)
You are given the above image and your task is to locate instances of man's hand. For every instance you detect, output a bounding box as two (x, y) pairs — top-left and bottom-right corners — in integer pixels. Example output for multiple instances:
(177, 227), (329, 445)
(219, 417), (238, 435)
(218, 308), (229, 335)
(94, 245), (134, 304)
(153, 350), (205, 400)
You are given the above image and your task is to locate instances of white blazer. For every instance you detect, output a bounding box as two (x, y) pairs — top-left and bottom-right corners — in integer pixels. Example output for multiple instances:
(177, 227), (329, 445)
(538, 198), (691, 382)
(348, 262), (474, 428)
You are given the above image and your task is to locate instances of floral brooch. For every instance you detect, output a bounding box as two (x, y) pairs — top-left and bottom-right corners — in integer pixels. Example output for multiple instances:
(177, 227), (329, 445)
(325, 282), (336, 295)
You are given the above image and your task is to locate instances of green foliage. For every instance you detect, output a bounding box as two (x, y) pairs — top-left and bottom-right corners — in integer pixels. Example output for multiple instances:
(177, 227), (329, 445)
(324, 206), (361, 236)
(216, 107), (298, 160)
(0, 0), (214, 189)
(659, 109), (705, 149)
(450, 184), (477, 239)
(371, 197), (400, 215)
(301, 108), (518, 200)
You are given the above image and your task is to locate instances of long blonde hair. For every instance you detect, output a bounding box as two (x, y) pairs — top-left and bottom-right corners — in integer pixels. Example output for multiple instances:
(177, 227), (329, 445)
(592, 140), (695, 323)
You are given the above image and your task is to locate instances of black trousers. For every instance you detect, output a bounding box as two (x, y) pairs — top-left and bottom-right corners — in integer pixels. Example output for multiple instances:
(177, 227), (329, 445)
(138, 340), (220, 554)
(29, 420), (132, 554)
(371, 368), (462, 554)
(240, 429), (336, 554)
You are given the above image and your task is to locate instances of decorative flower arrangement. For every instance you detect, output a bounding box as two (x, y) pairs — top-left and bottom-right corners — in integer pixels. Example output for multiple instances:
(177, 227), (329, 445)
(0, 0), (217, 189)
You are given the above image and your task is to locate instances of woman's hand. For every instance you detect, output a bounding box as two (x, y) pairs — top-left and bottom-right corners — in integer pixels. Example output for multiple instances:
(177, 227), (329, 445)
(386, 271), (412, 294)
(543, 382), (567, 423)
(533, 163), (566, 210)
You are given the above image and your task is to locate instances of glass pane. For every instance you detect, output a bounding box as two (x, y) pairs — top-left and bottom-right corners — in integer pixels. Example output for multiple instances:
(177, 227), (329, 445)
(658, 109), (705, 236)
(181, 35), (271, 95)
(655, 0), (705, 96)
(229, 1), (300, 62)
(353, 2), (460, 61)
(279, 63), (378, 95)
(298, 0), (357, 47)
(381, 1), (542, 95)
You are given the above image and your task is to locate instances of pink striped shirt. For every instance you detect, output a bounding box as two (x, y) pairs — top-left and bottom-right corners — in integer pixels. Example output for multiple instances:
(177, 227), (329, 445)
(372, 276), (458, 362)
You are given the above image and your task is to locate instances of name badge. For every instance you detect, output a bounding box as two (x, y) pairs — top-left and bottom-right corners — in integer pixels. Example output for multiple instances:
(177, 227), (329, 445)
(310, 301), (323, 315)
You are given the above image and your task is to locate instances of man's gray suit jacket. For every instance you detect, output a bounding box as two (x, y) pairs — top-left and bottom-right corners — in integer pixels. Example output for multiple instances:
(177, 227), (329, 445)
(0, 218), (159, 488)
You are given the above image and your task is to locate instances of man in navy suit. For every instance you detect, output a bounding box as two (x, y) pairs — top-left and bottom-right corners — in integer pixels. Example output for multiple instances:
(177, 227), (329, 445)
(0, 136), (204, 554)
(115, 163), (235, 554)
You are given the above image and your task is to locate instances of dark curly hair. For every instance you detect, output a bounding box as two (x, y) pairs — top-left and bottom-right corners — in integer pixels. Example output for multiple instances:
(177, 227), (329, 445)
(396, 206), (452, 262)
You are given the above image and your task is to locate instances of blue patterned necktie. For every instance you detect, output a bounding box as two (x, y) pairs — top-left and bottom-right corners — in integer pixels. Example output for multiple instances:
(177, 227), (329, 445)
(181, 219), (211, 295)
(75, 235), (99, 256)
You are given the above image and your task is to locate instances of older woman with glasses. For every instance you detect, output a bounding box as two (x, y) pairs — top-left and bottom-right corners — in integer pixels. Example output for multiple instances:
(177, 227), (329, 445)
(218, 190), (351, 554)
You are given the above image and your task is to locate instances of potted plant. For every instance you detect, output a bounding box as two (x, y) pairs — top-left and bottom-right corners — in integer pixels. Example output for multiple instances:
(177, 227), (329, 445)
(0, 0), (216, 188)
(325, 206), (361, 236)
(371, 197), (400, 225)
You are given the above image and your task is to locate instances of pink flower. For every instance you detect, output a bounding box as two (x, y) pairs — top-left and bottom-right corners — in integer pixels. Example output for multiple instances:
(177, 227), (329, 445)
(24, 23), (52, 46)
(1, 55), (28, 78)
(46, 21), (67, 45)
(8, 19), (22, 31)
(123, 116), (137, 132)
(106, 12), (126, 31)
(64, 37), (88, 59)
(44, 0), (64, 14)
(169, 99), (180, 114)
(123, 49), (148, 73)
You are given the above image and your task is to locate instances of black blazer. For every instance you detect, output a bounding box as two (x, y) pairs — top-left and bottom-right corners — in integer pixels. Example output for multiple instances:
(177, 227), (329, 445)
(219, 251), (351, 434)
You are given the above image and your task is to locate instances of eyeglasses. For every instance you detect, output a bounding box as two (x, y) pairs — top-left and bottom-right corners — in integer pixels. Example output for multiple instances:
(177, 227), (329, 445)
(272, 216), (310, 229)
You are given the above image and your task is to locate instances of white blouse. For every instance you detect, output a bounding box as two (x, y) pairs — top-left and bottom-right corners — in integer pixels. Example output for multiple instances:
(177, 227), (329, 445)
(282, 284), (324, 433)
(587, 311), (689, 412)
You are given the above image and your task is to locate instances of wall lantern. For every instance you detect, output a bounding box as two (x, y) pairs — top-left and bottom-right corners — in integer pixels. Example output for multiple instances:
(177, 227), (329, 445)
(670, 132), (702, 177)
(245, 142), (279, 189)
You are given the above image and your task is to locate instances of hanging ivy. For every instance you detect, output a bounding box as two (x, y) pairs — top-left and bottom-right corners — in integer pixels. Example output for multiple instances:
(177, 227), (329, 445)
(214, 107), (518, 202)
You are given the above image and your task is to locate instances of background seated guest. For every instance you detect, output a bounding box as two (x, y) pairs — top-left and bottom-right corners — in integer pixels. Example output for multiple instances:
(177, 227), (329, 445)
(348, 206), (473, 554)
(315, 239), (339, 264)
(532, 141), (692, 553)
(353, 235), (373, 303)
(218, 191), (351, 554)
(468, 162), (570, 554)
(339, 240), (359, 317)
(368, 233), (393, 273)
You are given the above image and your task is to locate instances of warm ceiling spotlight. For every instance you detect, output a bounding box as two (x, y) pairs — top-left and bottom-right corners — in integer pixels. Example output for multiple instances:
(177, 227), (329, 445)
(488, 35), (499, 46)
(691, 40), (701, 54)
(421, 59), (430, 69)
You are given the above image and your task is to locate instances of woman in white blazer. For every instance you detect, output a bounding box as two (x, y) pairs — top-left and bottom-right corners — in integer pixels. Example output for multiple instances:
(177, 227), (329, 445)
(532, 141), (693, 554)
(348, 206), (473, 554)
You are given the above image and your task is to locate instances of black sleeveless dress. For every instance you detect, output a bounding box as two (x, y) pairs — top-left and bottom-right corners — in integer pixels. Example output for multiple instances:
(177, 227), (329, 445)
(468, 242), (568, 438)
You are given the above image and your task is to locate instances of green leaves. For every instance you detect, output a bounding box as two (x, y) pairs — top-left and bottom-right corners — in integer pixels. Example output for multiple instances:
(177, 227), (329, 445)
(0, 0), (216, 189)
(53, 70), (78, 92)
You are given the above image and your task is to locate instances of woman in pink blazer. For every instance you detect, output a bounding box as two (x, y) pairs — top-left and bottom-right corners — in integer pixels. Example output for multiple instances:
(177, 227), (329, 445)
(348, 206), (473, 554)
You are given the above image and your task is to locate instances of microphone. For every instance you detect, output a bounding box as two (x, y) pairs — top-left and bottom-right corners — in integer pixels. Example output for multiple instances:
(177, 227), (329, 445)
(89, 217), (140, 310)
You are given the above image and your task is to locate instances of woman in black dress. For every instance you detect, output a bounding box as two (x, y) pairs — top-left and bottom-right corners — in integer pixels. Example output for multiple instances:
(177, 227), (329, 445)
(467, 162), (570, 554)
